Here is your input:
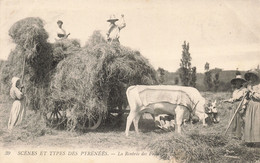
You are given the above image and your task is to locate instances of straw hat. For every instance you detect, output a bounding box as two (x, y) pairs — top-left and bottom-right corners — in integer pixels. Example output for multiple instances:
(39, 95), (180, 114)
(244, 70), (259, 82)
(107, 15), (118, 22)
(230, 75), (246, 85)
(57, 20), (63, 25)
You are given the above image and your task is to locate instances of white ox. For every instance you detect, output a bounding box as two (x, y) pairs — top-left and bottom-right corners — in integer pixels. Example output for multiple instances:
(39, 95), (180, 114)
(125, 85), (208, 136)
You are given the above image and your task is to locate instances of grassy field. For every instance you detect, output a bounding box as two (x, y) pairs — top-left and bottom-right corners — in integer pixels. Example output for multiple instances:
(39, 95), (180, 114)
(0, 92), (260, 162)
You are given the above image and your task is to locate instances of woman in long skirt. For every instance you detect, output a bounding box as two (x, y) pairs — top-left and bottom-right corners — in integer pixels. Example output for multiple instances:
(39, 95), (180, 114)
(7, 77), (25, 130)
(243, 70), (260, 144)
(224, 74), (247, 139)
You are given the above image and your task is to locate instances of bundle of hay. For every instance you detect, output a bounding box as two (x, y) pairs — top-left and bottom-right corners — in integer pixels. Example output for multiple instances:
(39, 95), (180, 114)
(52, 39), (81, 67)
(8, 17), (51, 66)
(0, 46), (32, 94)
(1, 17), (53, 111)
(50, 31), (158, 130)
(146, 131), (260, 162)
(84, 30), (106, 48)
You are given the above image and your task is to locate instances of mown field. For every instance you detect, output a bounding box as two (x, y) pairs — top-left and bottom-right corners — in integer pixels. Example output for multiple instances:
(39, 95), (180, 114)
(0, 92), (260, 163)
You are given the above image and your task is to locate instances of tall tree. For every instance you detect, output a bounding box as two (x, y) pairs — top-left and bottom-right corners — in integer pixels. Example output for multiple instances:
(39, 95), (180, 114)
(204, 62), (212, 91)
(179, 41), (196, 87)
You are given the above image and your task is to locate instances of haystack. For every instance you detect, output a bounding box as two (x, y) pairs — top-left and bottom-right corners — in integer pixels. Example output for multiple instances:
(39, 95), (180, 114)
(52, 39), (81, 67)
(0, 46), (31, 94)
(49, 31), (158, 130)
(1, 17), (54, 111)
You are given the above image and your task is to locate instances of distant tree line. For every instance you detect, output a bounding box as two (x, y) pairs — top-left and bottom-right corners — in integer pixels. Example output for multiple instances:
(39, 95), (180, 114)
(156, 41), (258, 92)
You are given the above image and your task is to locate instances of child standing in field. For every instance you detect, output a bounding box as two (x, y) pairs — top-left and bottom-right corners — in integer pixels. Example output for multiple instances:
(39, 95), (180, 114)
(8, 77), (25, 130)
(224, 74), (247, 139)
(243, 70), (260, 145)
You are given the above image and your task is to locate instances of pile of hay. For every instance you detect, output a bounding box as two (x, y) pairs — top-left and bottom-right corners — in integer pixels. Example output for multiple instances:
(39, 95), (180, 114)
(0, 46), (28, 94)
(1, 17), (81, 111)
(84, 30), (107, 48)
(52, 39), (81, 67)
(49, 32), (158, 130)
(2, 110), (52, 143)
(2, 17), (53, 111)
(146, 132), (260, 162)
(9, 17), (48, 48)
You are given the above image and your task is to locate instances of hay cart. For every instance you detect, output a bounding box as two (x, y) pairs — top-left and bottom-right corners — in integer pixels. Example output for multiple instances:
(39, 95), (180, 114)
(47, 104), (129, 130)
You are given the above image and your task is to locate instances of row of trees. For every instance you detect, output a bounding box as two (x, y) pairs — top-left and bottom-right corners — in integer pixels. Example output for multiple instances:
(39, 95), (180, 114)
(156, 41), (222, 92)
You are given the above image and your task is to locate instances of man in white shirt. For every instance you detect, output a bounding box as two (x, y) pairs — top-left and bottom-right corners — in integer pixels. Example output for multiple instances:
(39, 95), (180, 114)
(106, 14), (126, 43)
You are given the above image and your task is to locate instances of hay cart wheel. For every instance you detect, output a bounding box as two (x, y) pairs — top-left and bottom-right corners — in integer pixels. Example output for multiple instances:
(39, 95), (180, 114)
(47, 107), (65, 127)
(85, 114), (102, 130)
(106, 106), (127, 126)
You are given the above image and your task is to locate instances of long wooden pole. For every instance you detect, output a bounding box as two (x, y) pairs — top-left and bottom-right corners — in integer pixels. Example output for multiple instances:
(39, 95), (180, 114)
(20, 54), (27, 113)
(224, 92), (248, 135)
(21, 54), (26, 85)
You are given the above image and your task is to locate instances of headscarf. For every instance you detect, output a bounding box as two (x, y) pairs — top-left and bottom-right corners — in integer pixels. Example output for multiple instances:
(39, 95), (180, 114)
(10, 77), (21, 100)
(11, 77), (20, 88)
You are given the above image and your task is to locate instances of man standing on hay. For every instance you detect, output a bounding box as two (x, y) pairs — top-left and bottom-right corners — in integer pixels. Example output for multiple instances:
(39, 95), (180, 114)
(8, 77), (26, 130)
(106, 14), (126, 43)
(56, 20), (70, 40)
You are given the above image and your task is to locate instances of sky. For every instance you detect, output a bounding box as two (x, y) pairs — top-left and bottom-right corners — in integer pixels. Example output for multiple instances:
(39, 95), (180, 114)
(0, 0), (259, 72)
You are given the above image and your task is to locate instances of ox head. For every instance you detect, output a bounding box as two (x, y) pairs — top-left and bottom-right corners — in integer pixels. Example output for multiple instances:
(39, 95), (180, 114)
(205, 100), (220, 124)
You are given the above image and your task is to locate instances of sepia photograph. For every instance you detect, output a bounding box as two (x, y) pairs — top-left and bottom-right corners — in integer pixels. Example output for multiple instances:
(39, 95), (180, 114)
(0, 0), (260, 162)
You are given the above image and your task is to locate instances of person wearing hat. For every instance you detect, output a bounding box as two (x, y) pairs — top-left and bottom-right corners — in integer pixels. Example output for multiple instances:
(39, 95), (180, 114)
(8, 77), (25, 130)
(56, 20), (70, 40)
(106, 14), (126, 43)
(243, 70), (260, 145)
(224, 74), (247, 139)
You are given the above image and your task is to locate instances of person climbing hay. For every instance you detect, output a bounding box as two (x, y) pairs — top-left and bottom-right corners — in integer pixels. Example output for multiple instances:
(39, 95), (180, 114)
(8, 77), (26, 130)
(106, 14), (126, 43)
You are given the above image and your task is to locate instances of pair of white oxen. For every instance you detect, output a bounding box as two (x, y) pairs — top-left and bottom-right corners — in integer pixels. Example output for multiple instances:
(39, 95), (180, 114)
(125, 85), (218, 136)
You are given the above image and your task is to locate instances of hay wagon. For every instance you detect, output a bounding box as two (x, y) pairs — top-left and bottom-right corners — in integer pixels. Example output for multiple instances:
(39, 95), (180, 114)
(5, 17), (158, 132)
(47, 103), (130, 130)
